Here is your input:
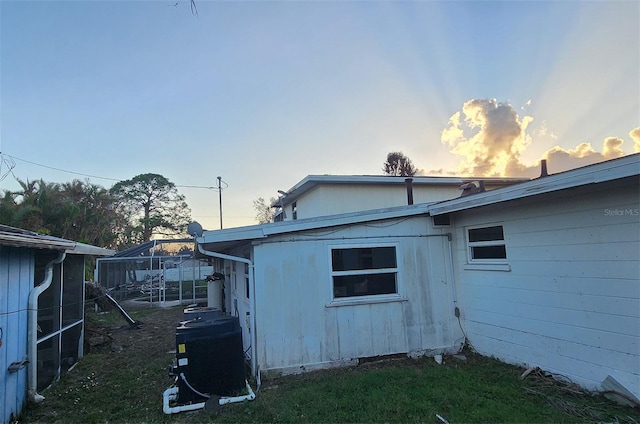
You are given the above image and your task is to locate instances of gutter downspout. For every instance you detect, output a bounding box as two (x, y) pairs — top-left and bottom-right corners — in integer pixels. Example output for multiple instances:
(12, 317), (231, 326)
(27, 250), (66, 403)
(197, 243), (260, 389)
(445, 232), (466, 350)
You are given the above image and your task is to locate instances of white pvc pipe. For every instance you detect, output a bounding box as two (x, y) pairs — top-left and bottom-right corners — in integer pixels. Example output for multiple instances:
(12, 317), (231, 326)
(162, 381), (256, 415)
(27, 251), (66, 403)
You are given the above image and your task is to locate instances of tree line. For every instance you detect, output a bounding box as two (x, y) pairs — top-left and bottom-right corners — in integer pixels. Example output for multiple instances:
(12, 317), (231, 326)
(1, 152), (417, 246)
(0, 173), (191, 250)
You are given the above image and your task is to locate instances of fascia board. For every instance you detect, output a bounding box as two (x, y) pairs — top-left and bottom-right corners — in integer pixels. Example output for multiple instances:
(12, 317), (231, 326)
(198, 204), (431, 247)
(67, 243), (115, 256)
(0, 233), (75, 250)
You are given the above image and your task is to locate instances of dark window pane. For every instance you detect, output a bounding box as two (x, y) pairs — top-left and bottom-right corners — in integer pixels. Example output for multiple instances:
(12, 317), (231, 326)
(468, 226), (504, 242)
(333, 273), (397, 298)
(332, 247), (396, 271)
(472, 245), (507, 259)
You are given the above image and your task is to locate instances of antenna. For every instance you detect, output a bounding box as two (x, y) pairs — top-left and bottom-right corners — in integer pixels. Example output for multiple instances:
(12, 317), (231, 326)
(187, 222), (203, 237)
(217, 176), (223, 229)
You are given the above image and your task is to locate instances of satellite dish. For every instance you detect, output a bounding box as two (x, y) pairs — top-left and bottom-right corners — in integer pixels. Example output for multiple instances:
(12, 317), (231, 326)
(187, 221), (203, 237)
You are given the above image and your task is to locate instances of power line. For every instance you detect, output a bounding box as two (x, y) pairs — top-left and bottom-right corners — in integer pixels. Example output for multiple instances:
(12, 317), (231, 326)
(2, 152), (122, 182)
(0, 152), (222, 190)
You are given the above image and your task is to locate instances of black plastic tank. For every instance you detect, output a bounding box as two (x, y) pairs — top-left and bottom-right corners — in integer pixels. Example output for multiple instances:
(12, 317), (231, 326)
(175, 316), (245, 404)
(183, 306), (223, 321)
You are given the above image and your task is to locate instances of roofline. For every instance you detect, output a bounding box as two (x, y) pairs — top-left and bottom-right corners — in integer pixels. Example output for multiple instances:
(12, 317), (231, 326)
(198, 203), (432, 246)
(0, 232), (114, 256)
(0, 224), (115, 255)
(428, 154), (640, 215)
(199, 154), (639, 249)
(273, 174), (530, 207)
(68, 242), (115, 256)
(0, 233), (76, 250)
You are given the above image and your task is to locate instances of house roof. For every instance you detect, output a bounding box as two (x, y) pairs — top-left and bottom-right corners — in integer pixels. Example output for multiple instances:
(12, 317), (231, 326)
(0, 225), (115, 256)
(198, 154), (639, 253)
(273, 174), (529, 207)
(428, 153), (640, 215)
(197, 203), (432, 251)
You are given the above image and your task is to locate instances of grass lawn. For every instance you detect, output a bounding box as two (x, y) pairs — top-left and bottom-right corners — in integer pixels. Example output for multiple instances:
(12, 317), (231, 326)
(18, 305), (640, 424)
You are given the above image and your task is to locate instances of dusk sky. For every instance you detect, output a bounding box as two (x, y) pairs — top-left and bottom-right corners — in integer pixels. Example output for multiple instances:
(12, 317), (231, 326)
(1, 1), (638, 231)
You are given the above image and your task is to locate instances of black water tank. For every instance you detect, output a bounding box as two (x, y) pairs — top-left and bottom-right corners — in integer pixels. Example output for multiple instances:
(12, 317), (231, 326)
(183, 306), (223, 321)
(175, 316), (245, 404)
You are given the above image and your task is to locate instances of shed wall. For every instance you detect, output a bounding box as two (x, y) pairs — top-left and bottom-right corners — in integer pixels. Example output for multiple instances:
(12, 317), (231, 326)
(450, 177), (640, 397)
(251, 215), (462, 375)
(0, 247), (34, 424)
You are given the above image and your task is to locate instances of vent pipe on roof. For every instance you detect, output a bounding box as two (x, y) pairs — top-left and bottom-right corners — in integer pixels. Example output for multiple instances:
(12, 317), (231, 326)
(539, 159), (549, 178)
(405, 178), (414, 205)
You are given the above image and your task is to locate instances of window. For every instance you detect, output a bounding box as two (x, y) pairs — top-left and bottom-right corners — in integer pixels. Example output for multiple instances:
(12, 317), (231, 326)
(467, 225), (507, 261)
(330, 246), (398, 298)
(292, 202), (297, 220)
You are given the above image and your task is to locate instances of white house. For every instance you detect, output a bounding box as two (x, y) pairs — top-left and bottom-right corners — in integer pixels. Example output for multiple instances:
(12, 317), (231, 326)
(0, 226), (113, 424)
(196, 153), (639, 400)
(428, 154), (639, 400)
(271, 175), (528, 221)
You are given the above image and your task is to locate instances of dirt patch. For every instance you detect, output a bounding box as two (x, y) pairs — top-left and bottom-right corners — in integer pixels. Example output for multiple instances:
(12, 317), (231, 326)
(84, 299), (186, 356)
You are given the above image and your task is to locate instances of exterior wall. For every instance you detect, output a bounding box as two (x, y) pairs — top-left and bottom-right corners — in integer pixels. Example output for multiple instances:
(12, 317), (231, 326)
(0, 247), (34, 424)
(0, 247), (89, 424)
(220, 248), (253, 357)
(250, 215), (462, 375)
(291, 185), (461, 219)
(449, 177), (640, 397)
(284, 180), (517, 221)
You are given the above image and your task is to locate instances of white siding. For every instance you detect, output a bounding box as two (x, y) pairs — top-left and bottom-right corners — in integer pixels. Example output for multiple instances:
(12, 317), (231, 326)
(450, 178), (640, 397)
(293, 185), (461, 220)
(252, 215), (462, 375)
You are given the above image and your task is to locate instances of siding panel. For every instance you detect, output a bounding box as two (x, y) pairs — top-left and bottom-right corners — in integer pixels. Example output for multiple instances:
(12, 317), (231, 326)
(1, 247), (33, 424)
(452, 178), (640, 398)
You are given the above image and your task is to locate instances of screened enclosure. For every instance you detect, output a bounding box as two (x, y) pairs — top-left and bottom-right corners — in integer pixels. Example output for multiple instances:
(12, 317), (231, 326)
(95, 239), (213, 305)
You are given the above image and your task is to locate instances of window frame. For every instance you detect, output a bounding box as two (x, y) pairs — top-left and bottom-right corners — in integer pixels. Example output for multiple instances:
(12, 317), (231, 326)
(466, 224), (508, 264)
(328, 243), (402, 304)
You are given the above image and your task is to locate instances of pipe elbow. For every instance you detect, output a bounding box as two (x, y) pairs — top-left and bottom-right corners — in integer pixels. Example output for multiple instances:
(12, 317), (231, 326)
(28, 390), (45, 404)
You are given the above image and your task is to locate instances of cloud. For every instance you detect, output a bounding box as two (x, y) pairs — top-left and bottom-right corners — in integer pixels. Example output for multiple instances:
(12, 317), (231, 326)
(540, 138), (624, 174)
(441, 98), (634, 178)
(441, 98), (532, 176)
(630, 127), (640, 152)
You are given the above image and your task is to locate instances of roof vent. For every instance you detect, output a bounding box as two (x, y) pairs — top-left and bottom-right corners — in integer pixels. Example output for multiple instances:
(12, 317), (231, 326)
(459, 180), (486, 197)
(405, 178), (414, 205)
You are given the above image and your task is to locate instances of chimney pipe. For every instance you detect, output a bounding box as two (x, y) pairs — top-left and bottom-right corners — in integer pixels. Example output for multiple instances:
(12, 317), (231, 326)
(405, 178), (414, 205)
(539, 159), (548, 178)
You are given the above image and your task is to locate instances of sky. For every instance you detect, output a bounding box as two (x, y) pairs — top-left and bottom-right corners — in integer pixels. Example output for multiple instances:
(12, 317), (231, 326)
(1, 0), (638, 231)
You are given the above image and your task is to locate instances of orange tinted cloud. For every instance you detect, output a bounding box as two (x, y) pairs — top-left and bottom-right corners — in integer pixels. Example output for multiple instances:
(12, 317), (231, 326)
(441, 99), (634, 177)
(441, 99), (532, 176)
(630, 127), (640, 152)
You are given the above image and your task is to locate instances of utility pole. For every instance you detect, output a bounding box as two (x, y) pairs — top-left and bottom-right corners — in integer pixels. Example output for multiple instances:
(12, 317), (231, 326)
(217, 176), (223, 229)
